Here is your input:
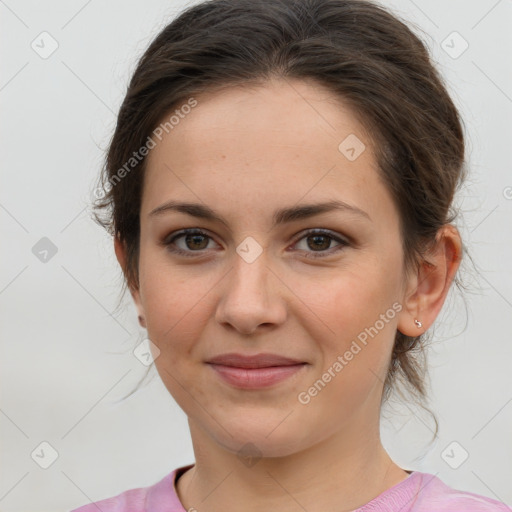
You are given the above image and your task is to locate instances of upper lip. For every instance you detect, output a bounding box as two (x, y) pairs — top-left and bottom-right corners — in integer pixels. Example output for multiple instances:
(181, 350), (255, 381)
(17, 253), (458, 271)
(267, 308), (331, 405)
(206, 353), (306, 368)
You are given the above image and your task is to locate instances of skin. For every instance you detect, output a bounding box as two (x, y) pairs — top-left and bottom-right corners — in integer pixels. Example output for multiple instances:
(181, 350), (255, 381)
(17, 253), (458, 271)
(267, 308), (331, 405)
(115, 77), (462, 512)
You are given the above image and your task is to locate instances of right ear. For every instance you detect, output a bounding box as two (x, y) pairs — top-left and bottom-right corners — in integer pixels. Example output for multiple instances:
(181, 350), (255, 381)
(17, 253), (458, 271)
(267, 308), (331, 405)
(114, 235), (145, 326)
(114, 234), (127, 276)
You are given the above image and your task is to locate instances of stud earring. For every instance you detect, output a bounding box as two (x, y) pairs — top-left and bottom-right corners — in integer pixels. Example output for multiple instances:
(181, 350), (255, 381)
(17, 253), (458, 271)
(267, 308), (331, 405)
(414, 319), (422, 328)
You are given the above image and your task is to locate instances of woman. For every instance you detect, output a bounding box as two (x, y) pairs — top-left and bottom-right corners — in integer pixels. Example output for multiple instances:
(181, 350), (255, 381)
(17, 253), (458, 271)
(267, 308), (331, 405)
(71, 0), (511, 510)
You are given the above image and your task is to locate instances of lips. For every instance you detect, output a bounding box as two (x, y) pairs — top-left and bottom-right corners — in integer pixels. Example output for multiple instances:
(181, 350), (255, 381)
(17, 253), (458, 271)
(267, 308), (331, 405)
(206, 353), (308, 389)
(206, 352), (305, 368)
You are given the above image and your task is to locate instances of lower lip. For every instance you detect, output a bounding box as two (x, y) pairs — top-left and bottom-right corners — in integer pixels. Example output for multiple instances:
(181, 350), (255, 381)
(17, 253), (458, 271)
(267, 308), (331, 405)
(208, 363), (307, 389)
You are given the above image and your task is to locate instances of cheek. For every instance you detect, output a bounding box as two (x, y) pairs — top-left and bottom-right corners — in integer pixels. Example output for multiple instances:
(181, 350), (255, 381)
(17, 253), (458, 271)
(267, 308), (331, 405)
(304, 256), (401, 371)
(139, 258), (210, 406)
(138, 247), (230, 378)
(295, 268), (400, 429)
(138, 248), (202, 350)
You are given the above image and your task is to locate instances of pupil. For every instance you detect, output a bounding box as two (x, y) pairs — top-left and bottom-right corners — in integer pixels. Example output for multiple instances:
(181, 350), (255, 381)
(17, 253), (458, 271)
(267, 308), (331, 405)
(187, 234), (207, 250)
(309, 235), (329, 250)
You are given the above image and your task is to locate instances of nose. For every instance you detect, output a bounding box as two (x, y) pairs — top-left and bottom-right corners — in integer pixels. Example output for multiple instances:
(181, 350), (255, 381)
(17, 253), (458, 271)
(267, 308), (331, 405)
(214, 249), (287, 336)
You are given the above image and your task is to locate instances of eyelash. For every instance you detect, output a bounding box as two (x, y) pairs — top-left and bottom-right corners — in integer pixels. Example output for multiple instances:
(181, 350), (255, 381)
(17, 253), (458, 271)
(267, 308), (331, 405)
(162, 228), (349, 259)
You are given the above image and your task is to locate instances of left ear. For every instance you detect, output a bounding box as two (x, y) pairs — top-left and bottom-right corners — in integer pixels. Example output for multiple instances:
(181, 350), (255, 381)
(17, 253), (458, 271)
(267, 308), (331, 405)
(397, 224), (462, 336)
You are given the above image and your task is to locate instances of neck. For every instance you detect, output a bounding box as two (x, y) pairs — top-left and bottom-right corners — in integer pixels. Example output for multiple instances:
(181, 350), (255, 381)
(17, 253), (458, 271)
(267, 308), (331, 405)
(176, 418), (409, 512)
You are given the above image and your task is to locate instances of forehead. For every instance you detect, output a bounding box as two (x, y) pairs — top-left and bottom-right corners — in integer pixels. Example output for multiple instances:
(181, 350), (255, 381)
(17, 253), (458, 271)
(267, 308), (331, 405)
(142, 78), (395, 228)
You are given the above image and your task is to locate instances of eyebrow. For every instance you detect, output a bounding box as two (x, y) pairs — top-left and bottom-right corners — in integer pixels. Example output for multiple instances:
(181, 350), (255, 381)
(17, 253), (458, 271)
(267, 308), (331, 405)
(148, 199), (371, 227)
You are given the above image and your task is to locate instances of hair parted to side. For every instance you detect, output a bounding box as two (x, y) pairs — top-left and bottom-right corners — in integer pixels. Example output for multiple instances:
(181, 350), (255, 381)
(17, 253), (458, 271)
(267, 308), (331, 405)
(93, 0), (472, 438)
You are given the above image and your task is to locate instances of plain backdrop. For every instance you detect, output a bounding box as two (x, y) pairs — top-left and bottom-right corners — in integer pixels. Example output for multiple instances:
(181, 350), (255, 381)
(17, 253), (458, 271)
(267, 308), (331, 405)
(1, 0), (511, 510)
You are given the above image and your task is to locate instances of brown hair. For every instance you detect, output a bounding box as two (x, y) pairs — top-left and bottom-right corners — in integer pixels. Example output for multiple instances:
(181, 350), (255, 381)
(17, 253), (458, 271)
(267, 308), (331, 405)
(93, 0), (471, 438)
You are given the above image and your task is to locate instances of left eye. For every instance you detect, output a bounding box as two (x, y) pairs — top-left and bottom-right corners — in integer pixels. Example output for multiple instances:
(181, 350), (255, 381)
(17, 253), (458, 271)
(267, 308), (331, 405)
(163, 228), (349, 259)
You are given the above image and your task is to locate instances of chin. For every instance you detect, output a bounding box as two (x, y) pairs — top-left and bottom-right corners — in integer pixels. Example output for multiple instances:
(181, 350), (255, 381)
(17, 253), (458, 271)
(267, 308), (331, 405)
(208, 415), (314, 459)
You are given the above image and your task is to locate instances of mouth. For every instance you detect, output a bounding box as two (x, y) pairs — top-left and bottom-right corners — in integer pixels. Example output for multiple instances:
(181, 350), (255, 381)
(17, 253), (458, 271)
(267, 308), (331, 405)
(205, 353), (308, 389)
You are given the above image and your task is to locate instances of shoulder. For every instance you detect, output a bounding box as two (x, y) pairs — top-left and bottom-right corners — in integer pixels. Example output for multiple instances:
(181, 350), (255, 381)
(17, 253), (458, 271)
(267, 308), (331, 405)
(409, 472), (512, 512)
(69, 466), (187, 512)
(69, 485), (147, 512)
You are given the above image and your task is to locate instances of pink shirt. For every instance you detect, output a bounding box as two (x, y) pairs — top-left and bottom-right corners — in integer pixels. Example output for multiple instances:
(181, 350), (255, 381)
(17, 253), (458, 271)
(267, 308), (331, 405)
(70, 464), (511, 511)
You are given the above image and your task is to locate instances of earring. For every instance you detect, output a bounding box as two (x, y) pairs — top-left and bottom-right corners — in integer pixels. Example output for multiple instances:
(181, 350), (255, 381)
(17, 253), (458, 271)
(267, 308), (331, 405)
(414, 319), (422, 328)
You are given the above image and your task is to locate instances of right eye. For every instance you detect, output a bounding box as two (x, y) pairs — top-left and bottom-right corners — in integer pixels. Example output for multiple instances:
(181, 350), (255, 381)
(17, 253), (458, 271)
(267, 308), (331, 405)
(163, 228), (219, 257)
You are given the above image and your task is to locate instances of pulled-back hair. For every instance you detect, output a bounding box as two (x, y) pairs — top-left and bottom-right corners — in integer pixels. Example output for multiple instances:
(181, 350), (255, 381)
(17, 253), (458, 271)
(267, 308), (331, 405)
(93, 0), (470, 437)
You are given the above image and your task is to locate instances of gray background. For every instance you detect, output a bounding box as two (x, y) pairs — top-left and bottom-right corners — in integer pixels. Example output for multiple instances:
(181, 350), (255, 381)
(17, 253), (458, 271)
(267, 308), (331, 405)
(1, 0), (511, 510)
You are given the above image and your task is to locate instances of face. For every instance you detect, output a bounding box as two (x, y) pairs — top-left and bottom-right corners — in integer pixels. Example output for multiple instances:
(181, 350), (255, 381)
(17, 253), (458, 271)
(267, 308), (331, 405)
(125, 78), (412, 457)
